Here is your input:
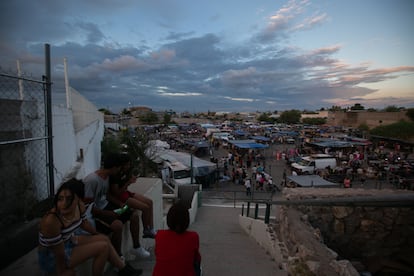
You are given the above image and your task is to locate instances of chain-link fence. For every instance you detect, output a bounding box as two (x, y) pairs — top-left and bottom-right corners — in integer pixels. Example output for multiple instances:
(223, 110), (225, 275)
(0, 70), (50, 231)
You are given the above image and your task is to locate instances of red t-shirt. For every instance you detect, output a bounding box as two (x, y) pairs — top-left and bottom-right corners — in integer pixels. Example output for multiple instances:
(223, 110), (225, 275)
(153, 230), (201, 276)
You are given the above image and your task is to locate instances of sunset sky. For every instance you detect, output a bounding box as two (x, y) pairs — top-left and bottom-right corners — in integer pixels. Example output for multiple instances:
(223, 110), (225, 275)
(1, 0), (413, 112)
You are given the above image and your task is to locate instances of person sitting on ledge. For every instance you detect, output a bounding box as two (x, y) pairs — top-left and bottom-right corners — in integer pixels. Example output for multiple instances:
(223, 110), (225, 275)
(83, 153), (150, 260)
(38, 178), (142, 276)
(107, 153), (156, 239)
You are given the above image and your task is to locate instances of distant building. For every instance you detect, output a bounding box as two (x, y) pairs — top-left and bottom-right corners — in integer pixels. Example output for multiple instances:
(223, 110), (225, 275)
(327, 110), (410, 129)
(301, 110), (329, 120)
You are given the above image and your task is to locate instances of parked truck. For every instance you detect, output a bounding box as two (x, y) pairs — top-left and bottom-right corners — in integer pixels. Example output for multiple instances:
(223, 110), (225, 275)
(161, 160), (193, 188)
(160, 160), (201, 205)
(291, 154), (337, 174)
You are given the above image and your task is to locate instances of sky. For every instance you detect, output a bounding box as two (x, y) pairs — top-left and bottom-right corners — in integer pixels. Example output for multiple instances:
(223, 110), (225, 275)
(1, 0), (413, 113)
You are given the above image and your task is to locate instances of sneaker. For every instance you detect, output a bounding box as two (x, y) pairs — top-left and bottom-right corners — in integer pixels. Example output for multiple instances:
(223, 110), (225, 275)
(114, 255), (126, 272)
(143, 228), (156, 239)
(118, 262), (143, 276)
(130, 247), (150, 258)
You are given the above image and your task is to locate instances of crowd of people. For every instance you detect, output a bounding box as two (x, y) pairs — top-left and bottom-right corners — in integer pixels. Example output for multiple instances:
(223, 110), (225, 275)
(37, 152), (202, 276)
(217, 147), (276, 195)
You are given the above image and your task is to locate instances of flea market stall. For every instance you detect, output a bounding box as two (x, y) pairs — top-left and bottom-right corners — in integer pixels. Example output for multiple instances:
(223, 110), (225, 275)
(287, 175), (339, 188)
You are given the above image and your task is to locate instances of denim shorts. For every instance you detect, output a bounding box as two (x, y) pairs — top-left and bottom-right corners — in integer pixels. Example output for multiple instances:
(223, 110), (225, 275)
(38, 240), (75, 273)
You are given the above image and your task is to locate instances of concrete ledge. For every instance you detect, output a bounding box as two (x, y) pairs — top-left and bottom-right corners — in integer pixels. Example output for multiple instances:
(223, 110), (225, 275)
(239, 215), (286, 269)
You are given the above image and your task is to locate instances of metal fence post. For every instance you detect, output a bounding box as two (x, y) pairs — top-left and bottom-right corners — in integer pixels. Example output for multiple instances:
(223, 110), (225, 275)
(254, 203), (259, 219)
(265, 203), (270, 224)
(45, 43), (54, 196)
(247, 202), (250, 217)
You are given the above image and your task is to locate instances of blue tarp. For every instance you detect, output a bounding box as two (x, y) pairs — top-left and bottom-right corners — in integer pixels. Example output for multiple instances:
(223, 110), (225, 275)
(249, 135), (271, 142)
(309, 139), (369, 148)
(228, 140), (269, 149)
(234, 129), (248, 136)
(273, 131), (299, 137)
(310, 141), (351, 148)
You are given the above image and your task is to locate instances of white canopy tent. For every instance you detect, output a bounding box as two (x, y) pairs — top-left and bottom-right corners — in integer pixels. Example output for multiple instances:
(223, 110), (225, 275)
(146, 140), (216, 176)
(287, 175), (339, 188)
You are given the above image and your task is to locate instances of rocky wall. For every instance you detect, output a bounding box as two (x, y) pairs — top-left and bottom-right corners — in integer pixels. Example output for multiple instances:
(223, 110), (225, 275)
(280, 188), (414, 275)
(276, 206), (359, 276)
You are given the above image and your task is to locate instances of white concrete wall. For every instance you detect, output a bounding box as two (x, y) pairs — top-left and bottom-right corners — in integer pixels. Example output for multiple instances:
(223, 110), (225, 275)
(52, 105), (78, 187)
(51, 90), (103, 192)
(72, 119), (104, 179)
(239, 215), (285, 267)
(189, 190), (200, 225)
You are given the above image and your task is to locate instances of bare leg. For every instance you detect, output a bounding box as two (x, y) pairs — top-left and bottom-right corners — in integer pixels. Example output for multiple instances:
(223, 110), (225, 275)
(126, 194), (154, 229)
(110, 220), (124, 255)
(69, 241), (109, 276)
(129, 211), (141, 248)
(77, 234), (124, 269)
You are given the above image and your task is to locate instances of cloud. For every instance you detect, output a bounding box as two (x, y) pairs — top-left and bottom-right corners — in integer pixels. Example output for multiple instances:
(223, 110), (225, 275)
(221, 67), (258, 86)
(159, 91), (203, 97)
(256, 0), (310, 42)
(310, 45), (341, 56)
(292, 12), (328, 31)
(165, 31), (195, 41)
(0, 0), (413, 112)
(97, 55), (145, 72)
(75, 22), (106, 44)
(223, 96), (256, 102)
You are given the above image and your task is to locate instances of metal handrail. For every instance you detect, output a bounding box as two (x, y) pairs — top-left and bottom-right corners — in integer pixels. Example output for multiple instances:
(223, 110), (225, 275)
(202, 189), (273, 207)
(242, 194), (414, 224)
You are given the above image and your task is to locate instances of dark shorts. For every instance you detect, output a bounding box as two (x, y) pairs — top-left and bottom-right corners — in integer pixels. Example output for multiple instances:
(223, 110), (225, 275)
(95, 202), (132, 234)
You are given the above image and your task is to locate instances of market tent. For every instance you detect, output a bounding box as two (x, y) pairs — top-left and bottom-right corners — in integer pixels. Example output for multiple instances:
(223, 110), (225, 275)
(150, 149), (217, 176)
(249, 135), (271, 142)
(228, 139), (269, 149)
(309, 139), (370, 148)
(200, 123), (216, 129)
(274, 131), (300, 137)
(287, 175), (339, 188)
(145, 140), (171, 163)
(345, 137), (372, 145)
(183, 139), (209, 149)
(309, 140), (352, 148)
(233, 129), (249, 137)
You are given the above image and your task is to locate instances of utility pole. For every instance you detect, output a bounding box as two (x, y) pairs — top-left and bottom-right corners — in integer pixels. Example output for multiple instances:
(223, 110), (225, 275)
(45, 44), (55, 196)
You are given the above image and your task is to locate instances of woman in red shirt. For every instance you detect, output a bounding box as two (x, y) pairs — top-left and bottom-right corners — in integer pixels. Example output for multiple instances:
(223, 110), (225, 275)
(153, 201), (201, 276)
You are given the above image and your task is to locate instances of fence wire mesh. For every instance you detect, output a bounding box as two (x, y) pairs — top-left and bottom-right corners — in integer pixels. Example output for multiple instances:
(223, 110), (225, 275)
(0, 71), (50, 230)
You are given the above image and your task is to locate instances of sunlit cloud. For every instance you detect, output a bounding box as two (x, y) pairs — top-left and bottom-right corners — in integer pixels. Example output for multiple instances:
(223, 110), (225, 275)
(292, 12), (328, 31)
(310, 44), (342, 56)
(223, 96), (256, 102)
(159, 92), (202, 97)
(157, 86), (169, 90)
(258, 0), (309, 41)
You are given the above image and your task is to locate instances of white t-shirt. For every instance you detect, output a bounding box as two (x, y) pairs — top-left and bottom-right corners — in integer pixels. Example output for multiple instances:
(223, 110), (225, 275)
(244, 179), (251, 188)
(83, 172), (109, 210)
